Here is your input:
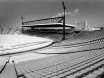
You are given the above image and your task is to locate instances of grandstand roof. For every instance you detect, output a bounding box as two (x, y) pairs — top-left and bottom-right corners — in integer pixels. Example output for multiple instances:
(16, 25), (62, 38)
(21, 16), (76, 28)
(22, 23), (76, 28)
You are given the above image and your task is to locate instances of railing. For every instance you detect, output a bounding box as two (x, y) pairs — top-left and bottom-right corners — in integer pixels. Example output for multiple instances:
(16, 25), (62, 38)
(12, 61), (19, 78)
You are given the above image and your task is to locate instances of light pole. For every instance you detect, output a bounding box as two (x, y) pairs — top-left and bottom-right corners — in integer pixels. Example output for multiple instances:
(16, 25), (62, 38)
(21, 15), (24, 34)
(62, 1), (66, 41)
(21, 15), (24, 25)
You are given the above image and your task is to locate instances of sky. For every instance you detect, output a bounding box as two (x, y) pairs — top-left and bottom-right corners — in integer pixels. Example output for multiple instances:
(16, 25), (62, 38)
(0, 0), (104, 28)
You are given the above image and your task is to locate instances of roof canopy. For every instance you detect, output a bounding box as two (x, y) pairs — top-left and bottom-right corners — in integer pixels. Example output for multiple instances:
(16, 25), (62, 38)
(21, 16), (76, 28)
(22, 17), (63, 27)
(22, 23), (75, 28)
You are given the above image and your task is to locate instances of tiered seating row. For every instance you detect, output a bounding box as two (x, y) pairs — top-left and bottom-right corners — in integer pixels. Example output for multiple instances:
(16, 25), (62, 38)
(73, 30), (104, 42)
(69, 39), (104, 51)
(41, 38), (104, 54)
(47, 32), (76, 42)
(58, 30), (104, 46)
(13, 53), (53, 65)
(21, 50), (103, 78)
(0, 27), (21, 35)
(24, 29), (77, 42)
(66, 49), (104, 78)
(2, 34), (102, 54)
(12, 41), (48, 48)
(1, 41), (49, 52)
(52, 38), (104, 48)
(8, 28), (20, 34)
(15, 52), (87, 76)
(0, 41), (52, 56)
(15, 48), (104, 78)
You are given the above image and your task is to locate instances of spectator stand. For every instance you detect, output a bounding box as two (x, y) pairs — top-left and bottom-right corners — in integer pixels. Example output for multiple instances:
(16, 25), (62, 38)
(21, 16), (76, 41)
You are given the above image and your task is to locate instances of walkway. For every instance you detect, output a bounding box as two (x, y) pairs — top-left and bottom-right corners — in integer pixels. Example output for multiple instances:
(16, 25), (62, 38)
(0, 63), (17, 78)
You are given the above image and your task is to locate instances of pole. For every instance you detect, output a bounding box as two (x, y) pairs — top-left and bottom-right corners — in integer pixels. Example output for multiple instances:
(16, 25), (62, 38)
(22, 26), (24, 34)
(21, 15), (24, 25)
(62, 1), (66, 40)
(21, 15), (24, 33)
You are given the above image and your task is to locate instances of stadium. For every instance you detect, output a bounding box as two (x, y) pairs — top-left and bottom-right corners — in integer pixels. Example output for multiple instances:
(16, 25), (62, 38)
(0, 2), (104, 78)
(0, 15), (104, 78)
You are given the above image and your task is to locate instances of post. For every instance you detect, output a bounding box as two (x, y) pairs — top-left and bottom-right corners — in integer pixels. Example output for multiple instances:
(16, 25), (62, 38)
(21, 15), (24, 34)
(1, 27), (3, 34)
(83, 21), (87, 30)
(21, 15), (24, 25)
(62, 1), (66, 40)
(22, 26), (24, 34)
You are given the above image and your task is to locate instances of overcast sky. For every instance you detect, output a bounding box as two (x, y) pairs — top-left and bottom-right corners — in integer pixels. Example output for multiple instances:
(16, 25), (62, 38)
(0, 0), (104, 28)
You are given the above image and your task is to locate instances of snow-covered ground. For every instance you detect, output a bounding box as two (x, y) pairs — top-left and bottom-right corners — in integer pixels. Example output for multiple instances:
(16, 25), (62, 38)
(0, 34), (53, 54)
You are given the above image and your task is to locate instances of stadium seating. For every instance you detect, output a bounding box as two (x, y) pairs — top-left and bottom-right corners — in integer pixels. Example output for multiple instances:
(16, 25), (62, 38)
(14, 48), (104, 78)
(7, 30), (103, 78)
(43, 37), (104, 54)
(0, 27), (21, 35)
(23, 28), (77, 42)
(53, 30), (104, 47)
(1, 28), (104, 78)
(8, 28), (16, 34)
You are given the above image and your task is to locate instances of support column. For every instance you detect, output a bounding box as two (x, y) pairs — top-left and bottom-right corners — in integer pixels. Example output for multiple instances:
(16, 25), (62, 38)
(31, 27), (34, 30)
(21, 15), (24, 25)
(21, 15), (24, 34)
(22, 27), (24, 34)
(1, 27), (3, 34)
(83, 21), (87, 30)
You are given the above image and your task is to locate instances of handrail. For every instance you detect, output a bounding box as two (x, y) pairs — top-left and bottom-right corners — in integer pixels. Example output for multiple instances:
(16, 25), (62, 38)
(12, 61), (18, 78)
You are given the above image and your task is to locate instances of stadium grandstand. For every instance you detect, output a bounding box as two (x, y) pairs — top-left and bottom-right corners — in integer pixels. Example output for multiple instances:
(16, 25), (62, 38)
(0, 13), (104, 78)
